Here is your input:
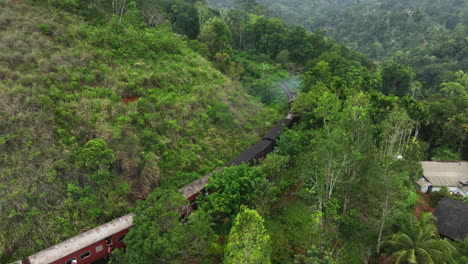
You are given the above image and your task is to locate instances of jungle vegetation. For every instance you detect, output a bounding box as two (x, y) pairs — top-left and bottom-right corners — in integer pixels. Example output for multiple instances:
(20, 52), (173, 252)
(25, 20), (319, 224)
(208, 0), (468, 89)
(0, 0), (467, 263)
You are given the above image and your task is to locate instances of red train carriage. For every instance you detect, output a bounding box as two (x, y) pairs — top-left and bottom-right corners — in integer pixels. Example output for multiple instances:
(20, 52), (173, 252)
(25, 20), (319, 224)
(178, 166), (227, 215)
(21, 214), (134, 264)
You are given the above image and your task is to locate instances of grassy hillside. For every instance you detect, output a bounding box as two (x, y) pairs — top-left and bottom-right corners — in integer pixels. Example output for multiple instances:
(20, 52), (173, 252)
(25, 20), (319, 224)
(0, 0), (281, 260)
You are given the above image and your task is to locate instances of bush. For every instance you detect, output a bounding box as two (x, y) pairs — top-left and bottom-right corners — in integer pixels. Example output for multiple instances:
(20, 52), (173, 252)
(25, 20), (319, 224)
(38, 23), (50, 35)
(78, 138), (116, 171)
(428, 186), (450, 207)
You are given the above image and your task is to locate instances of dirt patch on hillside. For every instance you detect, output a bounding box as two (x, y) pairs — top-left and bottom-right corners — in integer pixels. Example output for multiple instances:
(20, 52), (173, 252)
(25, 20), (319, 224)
(414, 192), (434, 218)
(122, 96), (138, 104)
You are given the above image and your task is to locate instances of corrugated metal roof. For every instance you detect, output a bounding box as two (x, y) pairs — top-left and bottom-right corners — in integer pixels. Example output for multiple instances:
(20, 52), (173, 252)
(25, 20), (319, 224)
(421, 161), (468, 187)
(416, 178), (432, 188)
(28, 214), (134, 264)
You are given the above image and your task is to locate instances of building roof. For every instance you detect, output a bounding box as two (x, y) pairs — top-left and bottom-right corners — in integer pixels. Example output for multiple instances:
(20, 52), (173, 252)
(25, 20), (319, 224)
(421, 161), (468, 187)
(28, 214), (134, 264)
(416, 178), (432, 188)
(433, 198), (468, 240)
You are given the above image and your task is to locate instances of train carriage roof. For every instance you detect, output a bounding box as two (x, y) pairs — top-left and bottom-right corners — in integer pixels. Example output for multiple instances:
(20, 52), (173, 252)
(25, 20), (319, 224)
(280, 83), (297, 103)
(263, 118), (292, 141)
(178, 167), (226, 199)
(228, 140), (273, 166)
(28, 214), (134, 264)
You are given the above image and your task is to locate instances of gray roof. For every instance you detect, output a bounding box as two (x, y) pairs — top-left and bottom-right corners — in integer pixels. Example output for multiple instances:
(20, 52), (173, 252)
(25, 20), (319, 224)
(421, 161), (468, 187)
(433, 198), (468, 240)
(280, 83), (297, 103)
(178, 167), (226, 199)
(28, 214), (134, 264)
(263, 118), (293, 141)
(416, 178), (432, 188)
(227, 140), (273, 166)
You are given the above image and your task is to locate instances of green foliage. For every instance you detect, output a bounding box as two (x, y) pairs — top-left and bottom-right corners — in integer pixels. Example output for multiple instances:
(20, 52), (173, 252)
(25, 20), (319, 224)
(224, 206), (272, 264)
(3, 0), (466, 262)
(402, 191), (418, 210)
(428, 187), (450, 208)
(87, 21), (184, 63)
(78, 138), (115, 171)
(0, 1), (280, 261)
(453, 238), (468, 264)
(37, 23), (50, 35)
(235, 0), (467, 60)
(379, 213), (458, 264)
(380, 61), (414, 96)
(431, 147), (462, 161)
(198, 17), (232, 55)
(201, 164), (269, 219)
(233, 53), (288, 105)
(207, 102), (235, 128)
(293, 245), (337, 264)
(124, 189), (215, 263)
(136, 0), (201, 38)
(266, 200), (322, 263)
(210, 0), (467, 91)
(275, 128), (308, 157)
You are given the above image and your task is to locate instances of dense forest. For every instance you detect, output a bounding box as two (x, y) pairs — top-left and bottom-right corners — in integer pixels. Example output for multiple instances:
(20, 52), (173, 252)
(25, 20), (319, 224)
(208, 0), (468, 88)
(1, 0), (467, 263)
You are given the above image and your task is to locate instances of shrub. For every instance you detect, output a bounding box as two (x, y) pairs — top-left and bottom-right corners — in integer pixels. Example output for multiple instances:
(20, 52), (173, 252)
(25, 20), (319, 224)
(38, 23), (50, 35)
(78, 138), (116, 171)
(428, 186), (450, 207)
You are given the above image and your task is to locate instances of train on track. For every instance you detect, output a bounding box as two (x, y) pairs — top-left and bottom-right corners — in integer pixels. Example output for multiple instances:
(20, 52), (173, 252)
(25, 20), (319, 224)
(15, 83), (297, 264)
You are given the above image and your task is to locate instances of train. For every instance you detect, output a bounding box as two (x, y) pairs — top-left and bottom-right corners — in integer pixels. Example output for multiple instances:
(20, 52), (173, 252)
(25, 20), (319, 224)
(15, 83), (297, 264)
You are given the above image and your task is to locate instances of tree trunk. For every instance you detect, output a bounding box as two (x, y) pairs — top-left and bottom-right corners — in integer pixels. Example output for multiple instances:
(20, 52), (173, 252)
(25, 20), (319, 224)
(377, 195), (389, 253)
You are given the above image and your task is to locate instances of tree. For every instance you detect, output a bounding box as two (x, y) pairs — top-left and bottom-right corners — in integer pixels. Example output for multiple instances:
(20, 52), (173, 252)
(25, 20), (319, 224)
(194, 1), (209, 31)
(380, 61), (414, 97)
(201, 165), (270, 220)
(234, 0), (269, 15)
(244, 15), (286, 54)
(376, 107), (415, 249)
(112, 0), (133, 23)
(379, 213), (458, 264)
(198, 17), (232, 55)
(124, 189), (214, 264)
(224, 206), (272, 264)
(78, 138), (115, 171)
(139, 4), (167, 27)
(284, 26), (314, 64)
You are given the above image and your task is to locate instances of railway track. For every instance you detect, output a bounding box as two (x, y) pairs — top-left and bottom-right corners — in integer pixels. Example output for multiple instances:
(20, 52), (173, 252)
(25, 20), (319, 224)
(17, 81), (299, 264)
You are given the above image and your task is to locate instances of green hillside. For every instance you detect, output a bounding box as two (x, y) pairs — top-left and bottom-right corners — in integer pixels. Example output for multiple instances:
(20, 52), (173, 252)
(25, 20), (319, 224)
(0, 1), (281, 260)
(1, 0), (467, 263)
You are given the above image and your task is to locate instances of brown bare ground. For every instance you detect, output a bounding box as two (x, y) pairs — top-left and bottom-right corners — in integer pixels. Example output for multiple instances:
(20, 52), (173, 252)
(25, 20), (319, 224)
(414, 192), (434, 218)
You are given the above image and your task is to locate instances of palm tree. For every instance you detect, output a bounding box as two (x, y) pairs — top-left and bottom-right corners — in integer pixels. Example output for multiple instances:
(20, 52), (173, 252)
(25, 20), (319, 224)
(379, 213), (458, 264)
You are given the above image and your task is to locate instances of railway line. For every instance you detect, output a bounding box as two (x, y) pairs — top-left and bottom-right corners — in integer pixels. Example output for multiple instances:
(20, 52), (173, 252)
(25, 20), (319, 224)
(16, 82), (298, 264)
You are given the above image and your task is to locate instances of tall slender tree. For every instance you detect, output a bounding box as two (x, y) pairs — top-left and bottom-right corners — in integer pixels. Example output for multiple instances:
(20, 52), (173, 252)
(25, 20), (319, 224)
(224, 206), (272, 264)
